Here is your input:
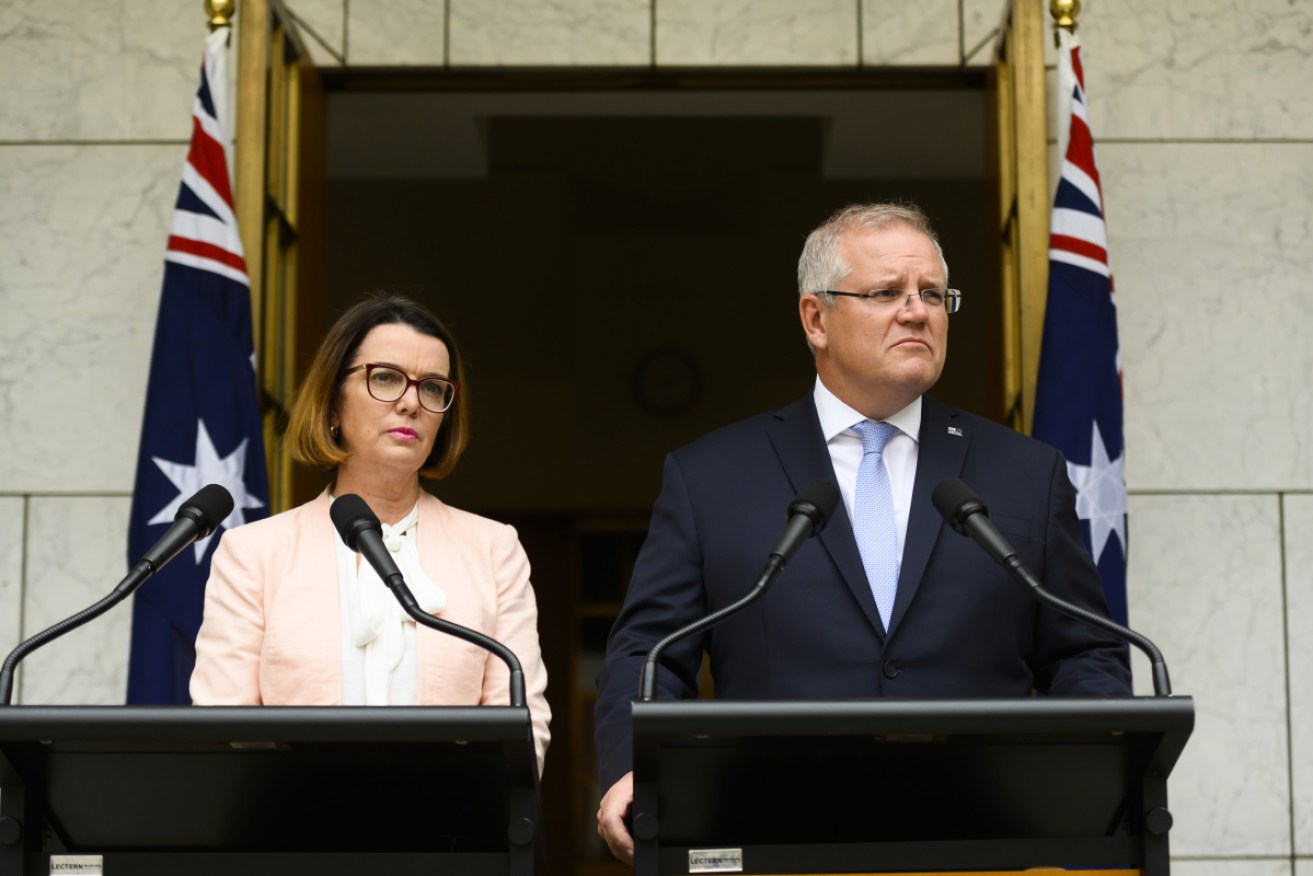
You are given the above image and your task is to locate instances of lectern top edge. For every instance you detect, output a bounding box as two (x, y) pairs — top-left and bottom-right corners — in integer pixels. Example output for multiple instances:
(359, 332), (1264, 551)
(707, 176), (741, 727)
(632, 697), (1196, 781)
(0, 704), (533, 744)
(632, 696), (1194, 733)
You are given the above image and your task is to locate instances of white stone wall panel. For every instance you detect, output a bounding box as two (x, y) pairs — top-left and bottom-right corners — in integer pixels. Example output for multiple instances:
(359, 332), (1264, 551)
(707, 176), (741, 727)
(1286, 494), (1313, 855)
(1103, 143), (1313, 491)
(0, 0), (200, 141)
(0, 146), (178, 493)
(450, 0), (650, 66)
(1128, 494), (1290, 855)
(656, 0), (858, 66)
(20, 497), (133, 705)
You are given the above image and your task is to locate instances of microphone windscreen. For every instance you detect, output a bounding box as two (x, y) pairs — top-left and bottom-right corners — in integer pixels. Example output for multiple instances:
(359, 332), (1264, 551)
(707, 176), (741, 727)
(789, 479), (841, 531)
(329, 493), (380, 551)
(181, 484), (235, 538)
(932, 477), (982, 524)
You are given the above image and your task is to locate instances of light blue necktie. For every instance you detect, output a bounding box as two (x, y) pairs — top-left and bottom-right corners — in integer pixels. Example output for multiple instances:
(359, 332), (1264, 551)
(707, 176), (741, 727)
(852, 420), (900, 631)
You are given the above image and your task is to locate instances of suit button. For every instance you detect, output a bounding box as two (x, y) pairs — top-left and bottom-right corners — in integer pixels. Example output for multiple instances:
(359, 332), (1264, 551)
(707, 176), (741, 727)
(882, 660), (899, 679)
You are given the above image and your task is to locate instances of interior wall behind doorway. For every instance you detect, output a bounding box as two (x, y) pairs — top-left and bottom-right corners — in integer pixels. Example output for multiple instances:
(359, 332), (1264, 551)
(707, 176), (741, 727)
(323, 114), (988, 516)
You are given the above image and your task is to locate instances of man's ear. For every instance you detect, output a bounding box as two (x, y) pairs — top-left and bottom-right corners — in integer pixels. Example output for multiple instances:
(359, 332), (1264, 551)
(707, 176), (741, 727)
(799, 294), (830, 351)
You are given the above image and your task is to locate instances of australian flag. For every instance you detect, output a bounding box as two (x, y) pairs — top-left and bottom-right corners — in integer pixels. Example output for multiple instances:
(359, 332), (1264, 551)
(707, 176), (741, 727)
(126, 27), (269, 704)
(1032, 29), (1128, 625)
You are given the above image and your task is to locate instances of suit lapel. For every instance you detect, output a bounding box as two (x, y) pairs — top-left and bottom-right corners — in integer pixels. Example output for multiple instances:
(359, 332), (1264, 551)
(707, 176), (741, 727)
(302, 489), (341, 616)
(413, 491), (453, 696)
(766, 396), (886, 639)
(300, 490), (346, 697)
(415, 491), (445, 576)
(887, 396), (970, 635)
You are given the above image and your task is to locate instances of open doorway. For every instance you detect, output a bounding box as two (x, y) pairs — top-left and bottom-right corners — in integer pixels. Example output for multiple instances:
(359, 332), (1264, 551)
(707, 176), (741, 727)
(318, 77), (991, 875)
(322, 83), (992, 512)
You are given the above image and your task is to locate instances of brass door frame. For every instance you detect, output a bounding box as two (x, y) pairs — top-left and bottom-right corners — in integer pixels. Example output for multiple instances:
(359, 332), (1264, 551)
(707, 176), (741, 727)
(235, 0), (321, 513)
(991, 0), (1051, 434)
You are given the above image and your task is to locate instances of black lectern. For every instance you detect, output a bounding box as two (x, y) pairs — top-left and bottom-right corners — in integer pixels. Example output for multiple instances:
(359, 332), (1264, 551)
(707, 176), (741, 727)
(632, 697), (1193, 876)
(0, 705), (539, 876)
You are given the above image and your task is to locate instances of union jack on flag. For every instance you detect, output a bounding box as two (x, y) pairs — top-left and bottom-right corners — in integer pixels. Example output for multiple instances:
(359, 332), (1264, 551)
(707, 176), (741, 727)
(1032, 28), (1128, 625)
(126, 27), (269, 703)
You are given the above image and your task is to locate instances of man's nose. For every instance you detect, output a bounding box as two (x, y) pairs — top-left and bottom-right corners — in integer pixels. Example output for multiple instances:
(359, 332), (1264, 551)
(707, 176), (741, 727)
(900, 292), (931, 319)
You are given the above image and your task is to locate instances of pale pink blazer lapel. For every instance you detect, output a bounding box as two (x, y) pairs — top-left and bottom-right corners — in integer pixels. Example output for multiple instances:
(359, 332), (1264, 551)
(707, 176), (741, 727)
(263, 489), (343, 702)
(413, 492), (501, 706)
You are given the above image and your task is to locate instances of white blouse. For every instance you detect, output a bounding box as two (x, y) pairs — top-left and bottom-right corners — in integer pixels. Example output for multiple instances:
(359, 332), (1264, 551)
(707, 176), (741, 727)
(332, 501), (449, 705)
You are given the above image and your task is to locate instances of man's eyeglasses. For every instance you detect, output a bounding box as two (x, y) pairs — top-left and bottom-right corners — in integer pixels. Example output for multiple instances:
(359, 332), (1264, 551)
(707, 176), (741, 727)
(343, 363), (458, 413)
(818, 288), (962, 314)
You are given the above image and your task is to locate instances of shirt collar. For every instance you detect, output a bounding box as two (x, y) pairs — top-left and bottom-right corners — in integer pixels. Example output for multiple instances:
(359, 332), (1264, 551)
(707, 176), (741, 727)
(813, 376), (922, 444)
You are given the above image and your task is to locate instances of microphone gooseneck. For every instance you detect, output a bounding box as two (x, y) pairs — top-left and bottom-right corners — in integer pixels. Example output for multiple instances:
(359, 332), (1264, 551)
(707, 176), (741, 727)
(329, 494), (527, 708)
(638, 479), (840, 702)
(0, 484), (235, 705)
(932, 477), (1172, 697)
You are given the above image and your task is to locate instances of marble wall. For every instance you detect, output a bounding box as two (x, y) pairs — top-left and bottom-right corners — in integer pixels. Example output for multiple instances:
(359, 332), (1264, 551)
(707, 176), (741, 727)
(1, 0), (1309, 869)
(1082, 1), (1313, 867)
(0, 0), (198, 703)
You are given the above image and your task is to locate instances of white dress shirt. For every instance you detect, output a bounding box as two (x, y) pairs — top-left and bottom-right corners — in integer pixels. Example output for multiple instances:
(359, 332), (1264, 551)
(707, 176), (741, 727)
(812, 378), (922, 564)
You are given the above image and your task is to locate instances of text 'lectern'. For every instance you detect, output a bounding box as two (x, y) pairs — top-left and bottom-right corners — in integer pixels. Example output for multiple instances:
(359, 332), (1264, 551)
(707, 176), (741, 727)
(0, 705), (539, 876)
(632, 697), (1193, 876)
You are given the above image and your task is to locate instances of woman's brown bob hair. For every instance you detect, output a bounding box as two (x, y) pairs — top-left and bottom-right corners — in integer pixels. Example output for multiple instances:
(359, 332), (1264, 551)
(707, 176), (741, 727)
(287, 292), (469, 480)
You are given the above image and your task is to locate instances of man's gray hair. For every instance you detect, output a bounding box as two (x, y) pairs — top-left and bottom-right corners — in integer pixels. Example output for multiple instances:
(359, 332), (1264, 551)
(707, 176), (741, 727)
(797, 202), (949, 304)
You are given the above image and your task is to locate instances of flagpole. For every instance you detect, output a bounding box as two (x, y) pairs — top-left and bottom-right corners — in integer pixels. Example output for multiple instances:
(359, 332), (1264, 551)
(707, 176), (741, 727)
(205, 0), (235, 31)
(201, 3), (237, 190)
(1049, 0), (1080, 39)
(1051, 3), (1080, 169)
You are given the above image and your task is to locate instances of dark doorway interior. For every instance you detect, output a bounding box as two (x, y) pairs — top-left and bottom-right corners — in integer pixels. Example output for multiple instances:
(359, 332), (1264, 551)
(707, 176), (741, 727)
(321, 84), (989, 875)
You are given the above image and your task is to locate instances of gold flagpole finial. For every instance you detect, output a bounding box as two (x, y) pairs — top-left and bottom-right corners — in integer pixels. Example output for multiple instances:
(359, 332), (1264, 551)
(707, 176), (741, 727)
(1050, 0), (1081, 33)
(205, 0), (236, 31)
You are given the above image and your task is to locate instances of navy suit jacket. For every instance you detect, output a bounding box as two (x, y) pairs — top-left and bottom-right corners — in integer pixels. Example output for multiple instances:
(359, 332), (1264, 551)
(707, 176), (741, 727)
(594, 394), (1132, 792)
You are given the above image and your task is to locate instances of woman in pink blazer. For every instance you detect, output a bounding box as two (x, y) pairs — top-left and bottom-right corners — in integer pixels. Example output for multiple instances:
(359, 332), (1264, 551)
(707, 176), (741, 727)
(191, 293), (550, 773)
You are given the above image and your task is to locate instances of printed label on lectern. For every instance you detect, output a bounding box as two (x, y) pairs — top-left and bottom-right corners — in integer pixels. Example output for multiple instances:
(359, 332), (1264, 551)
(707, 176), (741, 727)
(688, 848), (743, 872)
(49, 855), (103, 876)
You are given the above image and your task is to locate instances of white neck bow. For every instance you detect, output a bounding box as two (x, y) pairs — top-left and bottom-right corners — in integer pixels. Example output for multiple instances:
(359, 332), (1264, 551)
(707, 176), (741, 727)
(343, 503), (448, 704)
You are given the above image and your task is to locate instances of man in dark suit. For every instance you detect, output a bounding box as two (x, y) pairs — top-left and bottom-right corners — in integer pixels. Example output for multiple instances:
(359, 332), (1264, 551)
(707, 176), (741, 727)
(594, 203), (1131, 862)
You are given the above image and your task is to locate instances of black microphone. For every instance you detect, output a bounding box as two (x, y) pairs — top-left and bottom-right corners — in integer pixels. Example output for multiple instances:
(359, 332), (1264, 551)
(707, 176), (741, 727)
(931, 478), (1017, 567)
(639, 479), (840, 701)
(769, 479), (843, 564)
(931, 477), (1172, 696)
(329, 494), (406, 590)
(0, 484), (234, 705)
(329, 494), (527, 708)
(133, 483), (235, 594)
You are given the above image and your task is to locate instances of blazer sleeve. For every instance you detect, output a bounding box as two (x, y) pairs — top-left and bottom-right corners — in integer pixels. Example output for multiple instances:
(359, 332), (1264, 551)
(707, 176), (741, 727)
(594, 453), (710, 793)
(1031, 449), (1133, 695)
(480, 522), (552, 777)
(190, 527), (267, 705)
